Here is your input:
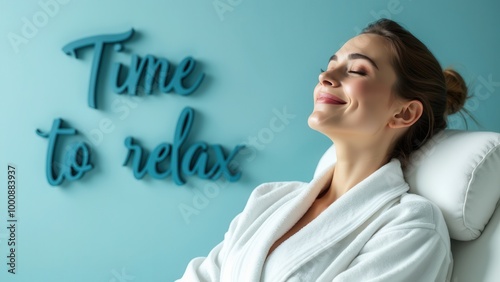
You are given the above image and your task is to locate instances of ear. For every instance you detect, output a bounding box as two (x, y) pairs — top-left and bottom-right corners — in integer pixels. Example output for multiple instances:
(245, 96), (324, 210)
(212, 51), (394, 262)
(389, 100), (423, 129)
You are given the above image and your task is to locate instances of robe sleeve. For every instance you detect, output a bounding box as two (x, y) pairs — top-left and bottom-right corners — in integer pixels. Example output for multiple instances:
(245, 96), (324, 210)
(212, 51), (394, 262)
(332, 227), (453, 282)
(176, 182), (294, 281)
(175, 213), (242, 282)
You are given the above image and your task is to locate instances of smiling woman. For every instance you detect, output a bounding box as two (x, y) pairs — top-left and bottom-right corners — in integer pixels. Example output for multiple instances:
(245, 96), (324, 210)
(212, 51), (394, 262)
(177, 18), (466, 282)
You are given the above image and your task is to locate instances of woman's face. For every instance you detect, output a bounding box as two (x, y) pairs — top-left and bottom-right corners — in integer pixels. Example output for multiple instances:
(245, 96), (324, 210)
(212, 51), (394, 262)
(308, 33), (401, 140)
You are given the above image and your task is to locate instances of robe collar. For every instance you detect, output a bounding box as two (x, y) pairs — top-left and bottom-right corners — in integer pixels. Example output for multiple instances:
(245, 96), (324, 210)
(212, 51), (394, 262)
(257, 158), (409, 281)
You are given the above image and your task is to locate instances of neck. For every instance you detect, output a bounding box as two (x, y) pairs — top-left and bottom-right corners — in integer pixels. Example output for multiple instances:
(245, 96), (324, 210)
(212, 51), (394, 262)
(320, 139), (392, 204)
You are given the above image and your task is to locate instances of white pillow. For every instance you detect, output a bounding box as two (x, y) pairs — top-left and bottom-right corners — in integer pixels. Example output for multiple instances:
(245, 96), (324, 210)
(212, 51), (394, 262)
(314, 130), (500, 241)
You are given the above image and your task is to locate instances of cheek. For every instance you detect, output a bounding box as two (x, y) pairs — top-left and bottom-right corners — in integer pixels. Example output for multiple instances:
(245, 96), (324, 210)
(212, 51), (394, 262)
(346, 79), (392, 105)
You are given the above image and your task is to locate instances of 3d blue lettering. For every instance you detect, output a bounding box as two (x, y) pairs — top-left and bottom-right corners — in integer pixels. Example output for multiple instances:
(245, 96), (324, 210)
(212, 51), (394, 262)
(123, 107), (244, 185)
(62, 28), (205, 109)
(36, 119), (94, 186)
(62, 29), (134, 109)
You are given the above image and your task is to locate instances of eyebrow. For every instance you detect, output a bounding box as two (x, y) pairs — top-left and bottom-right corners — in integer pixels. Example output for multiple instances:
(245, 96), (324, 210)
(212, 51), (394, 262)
(329, 53), (379, 70)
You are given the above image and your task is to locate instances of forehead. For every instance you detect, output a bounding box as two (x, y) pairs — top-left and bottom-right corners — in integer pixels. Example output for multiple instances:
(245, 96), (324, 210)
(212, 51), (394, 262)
(335, 34), (393, 67)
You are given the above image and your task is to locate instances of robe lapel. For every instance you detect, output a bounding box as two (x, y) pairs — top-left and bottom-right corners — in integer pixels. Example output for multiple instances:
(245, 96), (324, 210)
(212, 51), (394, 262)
(226, 165), (333, 282)
(263, 159), (409, 281)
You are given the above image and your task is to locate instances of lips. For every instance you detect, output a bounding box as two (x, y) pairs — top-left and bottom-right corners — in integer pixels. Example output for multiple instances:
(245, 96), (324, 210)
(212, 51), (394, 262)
(316, 92), (347, 105)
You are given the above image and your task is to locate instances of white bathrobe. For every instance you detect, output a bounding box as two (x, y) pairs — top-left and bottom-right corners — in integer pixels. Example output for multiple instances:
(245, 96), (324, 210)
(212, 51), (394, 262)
(177, 159), (453, 281)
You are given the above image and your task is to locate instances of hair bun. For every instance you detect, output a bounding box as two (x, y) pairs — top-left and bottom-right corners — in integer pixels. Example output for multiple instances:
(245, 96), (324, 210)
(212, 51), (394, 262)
(443, 68), (468, 115)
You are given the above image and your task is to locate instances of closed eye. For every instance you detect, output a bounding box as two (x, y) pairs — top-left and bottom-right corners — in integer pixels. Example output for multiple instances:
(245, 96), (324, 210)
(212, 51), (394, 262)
(348, 70), (367, 76)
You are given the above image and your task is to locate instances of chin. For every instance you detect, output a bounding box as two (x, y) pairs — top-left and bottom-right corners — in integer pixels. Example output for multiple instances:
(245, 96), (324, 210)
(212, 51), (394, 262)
(308, 112), (351, 141)
(308, 112), (330, 134)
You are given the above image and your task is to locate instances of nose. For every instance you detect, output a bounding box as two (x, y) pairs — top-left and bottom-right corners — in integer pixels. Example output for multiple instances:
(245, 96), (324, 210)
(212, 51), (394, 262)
(319, 70), (340, 87)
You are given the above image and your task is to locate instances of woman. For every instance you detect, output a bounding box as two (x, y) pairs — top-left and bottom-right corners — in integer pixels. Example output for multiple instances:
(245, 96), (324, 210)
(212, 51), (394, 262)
(177, 18), (466, 282)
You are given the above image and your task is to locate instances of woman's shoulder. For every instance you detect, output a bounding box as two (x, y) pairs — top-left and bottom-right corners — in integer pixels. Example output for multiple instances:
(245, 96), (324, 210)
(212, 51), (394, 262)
(380, 192), (450, 244)
(398, 193), (446, 225)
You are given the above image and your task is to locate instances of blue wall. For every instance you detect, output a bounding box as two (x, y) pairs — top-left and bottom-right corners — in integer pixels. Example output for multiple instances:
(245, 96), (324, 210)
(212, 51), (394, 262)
(0, 0), (499, 281)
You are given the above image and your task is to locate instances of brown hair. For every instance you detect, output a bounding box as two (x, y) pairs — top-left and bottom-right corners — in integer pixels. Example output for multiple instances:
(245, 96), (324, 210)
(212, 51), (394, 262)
(361, 19), (468, 167)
